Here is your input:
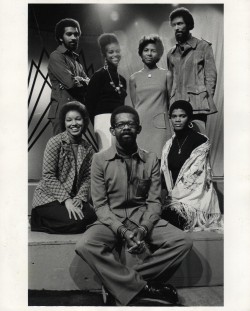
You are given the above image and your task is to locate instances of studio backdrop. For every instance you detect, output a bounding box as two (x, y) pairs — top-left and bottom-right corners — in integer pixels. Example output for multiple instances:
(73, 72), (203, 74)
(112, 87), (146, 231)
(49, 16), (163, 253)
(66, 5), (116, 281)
(28, 3), (223, 179)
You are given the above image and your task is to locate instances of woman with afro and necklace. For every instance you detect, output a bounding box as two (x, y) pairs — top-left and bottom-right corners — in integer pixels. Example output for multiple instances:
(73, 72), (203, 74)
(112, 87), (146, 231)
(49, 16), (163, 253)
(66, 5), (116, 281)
(85, 33), (127, 151)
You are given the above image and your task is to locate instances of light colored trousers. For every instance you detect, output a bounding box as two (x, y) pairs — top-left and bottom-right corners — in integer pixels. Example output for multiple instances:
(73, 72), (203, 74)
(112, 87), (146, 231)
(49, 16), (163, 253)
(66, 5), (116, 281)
(75, 219), (193, 306)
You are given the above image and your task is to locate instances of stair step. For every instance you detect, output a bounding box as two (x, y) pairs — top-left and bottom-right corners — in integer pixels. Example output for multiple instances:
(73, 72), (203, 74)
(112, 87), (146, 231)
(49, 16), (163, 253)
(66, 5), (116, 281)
(28, 229), (223, 290)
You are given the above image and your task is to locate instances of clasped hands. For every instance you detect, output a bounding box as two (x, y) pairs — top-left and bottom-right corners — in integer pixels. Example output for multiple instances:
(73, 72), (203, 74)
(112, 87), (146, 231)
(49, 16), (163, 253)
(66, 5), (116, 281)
(65, 198), (84, 220)
(59, 76), (90, 90)
(124, 227), (148, 255)
(73, 76), (90, 87)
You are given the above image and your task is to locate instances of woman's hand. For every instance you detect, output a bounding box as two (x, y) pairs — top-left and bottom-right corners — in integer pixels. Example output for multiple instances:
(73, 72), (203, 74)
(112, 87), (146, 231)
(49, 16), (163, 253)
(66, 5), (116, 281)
(72, 198), (83, 209)
(65, 198), (84, 220)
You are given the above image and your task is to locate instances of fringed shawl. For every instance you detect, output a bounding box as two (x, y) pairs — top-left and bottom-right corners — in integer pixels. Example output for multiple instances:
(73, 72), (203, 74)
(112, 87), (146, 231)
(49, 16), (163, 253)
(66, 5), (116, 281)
(161, 135), (223, 232)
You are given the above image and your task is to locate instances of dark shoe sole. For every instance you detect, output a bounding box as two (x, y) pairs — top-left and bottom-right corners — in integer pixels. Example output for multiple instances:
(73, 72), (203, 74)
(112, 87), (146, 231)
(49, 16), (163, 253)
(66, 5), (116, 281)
(129, 297), (183, 306)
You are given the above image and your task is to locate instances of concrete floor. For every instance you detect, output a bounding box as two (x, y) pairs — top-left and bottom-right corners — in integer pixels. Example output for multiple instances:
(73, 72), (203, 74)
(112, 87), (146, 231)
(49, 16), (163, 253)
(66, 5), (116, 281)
(28, 286), (223, 306)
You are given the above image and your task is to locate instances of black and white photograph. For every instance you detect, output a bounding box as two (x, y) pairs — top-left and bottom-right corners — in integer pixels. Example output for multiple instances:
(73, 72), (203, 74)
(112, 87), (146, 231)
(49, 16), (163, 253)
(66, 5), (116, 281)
(27, 3), (224, 307)
(1, 0), (250, 310)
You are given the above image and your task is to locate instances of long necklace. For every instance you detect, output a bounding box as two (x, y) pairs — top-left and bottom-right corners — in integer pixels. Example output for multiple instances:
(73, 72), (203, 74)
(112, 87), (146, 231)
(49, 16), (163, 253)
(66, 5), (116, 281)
(176, 135), (189, 154)
(105, 67), (123, 94)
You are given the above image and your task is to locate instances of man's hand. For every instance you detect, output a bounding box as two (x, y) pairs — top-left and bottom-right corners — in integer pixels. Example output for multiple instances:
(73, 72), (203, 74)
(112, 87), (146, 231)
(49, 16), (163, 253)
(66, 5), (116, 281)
(74, 76), (90, 87)
(65, 198), (84, 220)
(124, 230), (145, 254)
(133, 226), (147, 243)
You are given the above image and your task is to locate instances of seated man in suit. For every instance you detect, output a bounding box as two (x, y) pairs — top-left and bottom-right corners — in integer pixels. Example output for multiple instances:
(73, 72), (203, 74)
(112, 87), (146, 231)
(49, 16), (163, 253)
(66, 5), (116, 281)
(75, 105), (193, 306)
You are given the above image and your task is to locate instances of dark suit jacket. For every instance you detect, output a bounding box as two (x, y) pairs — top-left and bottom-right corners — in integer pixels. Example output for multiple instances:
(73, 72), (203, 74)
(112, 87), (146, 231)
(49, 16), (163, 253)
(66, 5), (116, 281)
(48, 45), (88, 119)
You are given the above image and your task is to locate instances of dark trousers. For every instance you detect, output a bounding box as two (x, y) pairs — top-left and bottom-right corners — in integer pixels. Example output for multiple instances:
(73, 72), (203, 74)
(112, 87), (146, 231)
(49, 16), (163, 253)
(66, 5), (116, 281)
(31, 201), (97, 234)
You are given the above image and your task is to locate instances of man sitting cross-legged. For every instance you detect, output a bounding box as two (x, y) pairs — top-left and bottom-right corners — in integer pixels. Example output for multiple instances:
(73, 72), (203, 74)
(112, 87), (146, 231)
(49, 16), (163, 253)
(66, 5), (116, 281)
(75, 105), (193, 306)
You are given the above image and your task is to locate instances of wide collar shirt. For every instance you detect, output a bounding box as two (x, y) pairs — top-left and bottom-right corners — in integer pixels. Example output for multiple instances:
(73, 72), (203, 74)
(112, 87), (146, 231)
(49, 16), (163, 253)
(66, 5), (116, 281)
(91, 145), (162, 234)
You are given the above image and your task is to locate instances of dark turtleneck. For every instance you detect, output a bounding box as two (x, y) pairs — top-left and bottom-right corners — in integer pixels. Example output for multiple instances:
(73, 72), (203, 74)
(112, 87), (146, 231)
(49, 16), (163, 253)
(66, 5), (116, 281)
(85, 61), (127, 123)
(168, 127), (207, 185)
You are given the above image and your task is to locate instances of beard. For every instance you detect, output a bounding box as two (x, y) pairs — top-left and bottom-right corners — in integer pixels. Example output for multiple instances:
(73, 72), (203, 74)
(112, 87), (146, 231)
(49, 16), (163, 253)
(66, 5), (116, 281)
(175, 31), (189, 43)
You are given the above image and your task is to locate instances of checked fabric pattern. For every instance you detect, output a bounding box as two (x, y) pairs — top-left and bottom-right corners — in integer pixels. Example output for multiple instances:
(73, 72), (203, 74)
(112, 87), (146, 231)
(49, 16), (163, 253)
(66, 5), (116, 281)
(33, 131), (94, 207)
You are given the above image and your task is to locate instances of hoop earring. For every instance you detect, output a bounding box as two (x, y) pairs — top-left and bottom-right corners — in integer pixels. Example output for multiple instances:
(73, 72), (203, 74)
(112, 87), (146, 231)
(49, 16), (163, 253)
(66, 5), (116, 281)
(104, 58), (108, 70)
(188, 122), (193, 128)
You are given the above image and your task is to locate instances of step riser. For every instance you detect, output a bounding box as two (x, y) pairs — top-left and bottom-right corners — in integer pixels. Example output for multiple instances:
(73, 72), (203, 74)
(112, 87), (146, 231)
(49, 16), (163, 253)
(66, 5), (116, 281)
(29, 237), (223, 290)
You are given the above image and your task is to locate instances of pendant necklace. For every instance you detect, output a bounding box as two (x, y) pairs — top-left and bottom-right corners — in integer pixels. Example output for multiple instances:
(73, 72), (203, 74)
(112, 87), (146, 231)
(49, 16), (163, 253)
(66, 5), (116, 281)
(144, 66), (157, 78)
(105, 67), (123, 94)
(176, 135), (189, 154)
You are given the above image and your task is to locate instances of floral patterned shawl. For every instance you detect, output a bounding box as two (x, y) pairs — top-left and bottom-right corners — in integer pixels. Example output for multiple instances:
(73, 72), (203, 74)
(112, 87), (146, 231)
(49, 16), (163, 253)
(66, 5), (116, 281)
(161, 135), (223, 232)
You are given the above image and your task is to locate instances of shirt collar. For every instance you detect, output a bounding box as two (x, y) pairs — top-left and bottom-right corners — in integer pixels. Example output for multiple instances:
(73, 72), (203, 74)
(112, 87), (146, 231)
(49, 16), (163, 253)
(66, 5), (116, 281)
(57, 45), (79, 57)
(185, 35), (198, 49)
(171, 35), (198, 53)
(104, 145), (146, 163)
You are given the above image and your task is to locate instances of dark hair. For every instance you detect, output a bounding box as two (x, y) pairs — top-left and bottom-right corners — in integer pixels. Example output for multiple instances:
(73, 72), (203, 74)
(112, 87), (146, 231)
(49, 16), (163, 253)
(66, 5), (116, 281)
(55, 18), (81, 44)
(110, 106), (140, 128)
(59, 101), (89, 133)
(98, 33), (119, 56)
(138, 34), (164, 61)
(169, 7), (194, 31)
(169, 100), (193, 120)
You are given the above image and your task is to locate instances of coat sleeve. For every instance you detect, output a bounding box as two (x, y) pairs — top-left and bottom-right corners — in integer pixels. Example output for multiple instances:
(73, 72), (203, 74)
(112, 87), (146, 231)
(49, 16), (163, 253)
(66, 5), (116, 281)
(167, 51), (174, 74)
(140, 155), (162, 233)
(204, 44), (217, 97)
(129, 74), (137, 107)
(42, 137), (71, 203)
(48, 52), (76, 89)
(91, 153), (124, 234)
(74, 146), (94, 202)
(166, 70), (173, 105)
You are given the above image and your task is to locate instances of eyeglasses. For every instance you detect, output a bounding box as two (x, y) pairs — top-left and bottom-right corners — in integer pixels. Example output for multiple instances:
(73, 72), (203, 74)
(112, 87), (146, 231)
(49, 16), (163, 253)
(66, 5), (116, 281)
(114, 122), (138, 130)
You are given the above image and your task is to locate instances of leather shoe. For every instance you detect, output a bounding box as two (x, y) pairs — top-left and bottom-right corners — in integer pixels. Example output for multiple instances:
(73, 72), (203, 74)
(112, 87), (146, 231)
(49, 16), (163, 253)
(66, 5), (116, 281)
(138, 283), (179, 304)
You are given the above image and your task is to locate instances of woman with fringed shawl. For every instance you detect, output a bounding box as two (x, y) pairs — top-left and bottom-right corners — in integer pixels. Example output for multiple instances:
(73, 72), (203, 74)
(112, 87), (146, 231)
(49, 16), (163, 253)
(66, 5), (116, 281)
(161, 100), (223, 232)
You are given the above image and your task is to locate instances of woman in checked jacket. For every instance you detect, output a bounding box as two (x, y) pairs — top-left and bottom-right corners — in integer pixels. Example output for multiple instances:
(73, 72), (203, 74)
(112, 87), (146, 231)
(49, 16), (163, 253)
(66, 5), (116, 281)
(31, 101), (96, 234)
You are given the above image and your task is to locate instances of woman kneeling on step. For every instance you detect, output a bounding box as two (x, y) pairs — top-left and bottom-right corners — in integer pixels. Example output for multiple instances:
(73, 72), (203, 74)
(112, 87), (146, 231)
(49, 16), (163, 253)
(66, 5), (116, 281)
(31, 101), (96, 234)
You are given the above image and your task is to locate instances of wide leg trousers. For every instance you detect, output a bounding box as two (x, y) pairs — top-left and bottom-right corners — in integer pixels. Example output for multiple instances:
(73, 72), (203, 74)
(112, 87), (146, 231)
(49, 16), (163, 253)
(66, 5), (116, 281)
(75, 219), (192, 306)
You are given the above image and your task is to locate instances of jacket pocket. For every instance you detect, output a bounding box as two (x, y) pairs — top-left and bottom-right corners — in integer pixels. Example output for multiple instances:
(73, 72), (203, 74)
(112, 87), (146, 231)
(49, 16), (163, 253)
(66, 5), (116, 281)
(187, 85), (210, 111)
(135, 178), (151, 198)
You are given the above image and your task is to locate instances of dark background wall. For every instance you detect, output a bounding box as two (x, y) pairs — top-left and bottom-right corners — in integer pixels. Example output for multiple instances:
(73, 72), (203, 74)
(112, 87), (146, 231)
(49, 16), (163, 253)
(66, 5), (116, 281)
(28, 3), (223, 179)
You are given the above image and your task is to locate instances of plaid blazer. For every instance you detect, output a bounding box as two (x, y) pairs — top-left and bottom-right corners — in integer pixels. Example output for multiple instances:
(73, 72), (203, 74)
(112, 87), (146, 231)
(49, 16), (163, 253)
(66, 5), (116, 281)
(33, 131), (94, 207)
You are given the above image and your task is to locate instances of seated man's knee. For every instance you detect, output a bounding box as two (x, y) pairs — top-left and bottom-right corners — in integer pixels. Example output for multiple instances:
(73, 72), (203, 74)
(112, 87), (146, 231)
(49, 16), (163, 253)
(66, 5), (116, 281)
(75, 235), (91, 257)
(183, 233), (193, 251)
